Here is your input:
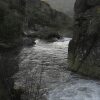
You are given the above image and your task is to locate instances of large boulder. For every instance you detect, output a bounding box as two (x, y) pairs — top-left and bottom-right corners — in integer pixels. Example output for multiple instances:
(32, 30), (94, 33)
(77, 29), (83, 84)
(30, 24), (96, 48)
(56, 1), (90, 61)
(68, 0), (100, 78)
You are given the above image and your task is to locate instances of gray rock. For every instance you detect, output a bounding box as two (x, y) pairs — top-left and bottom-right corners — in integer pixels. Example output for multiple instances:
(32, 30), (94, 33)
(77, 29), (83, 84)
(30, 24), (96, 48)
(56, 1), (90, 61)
(0, 0), (24, 99)
(68, 0), (100, 79)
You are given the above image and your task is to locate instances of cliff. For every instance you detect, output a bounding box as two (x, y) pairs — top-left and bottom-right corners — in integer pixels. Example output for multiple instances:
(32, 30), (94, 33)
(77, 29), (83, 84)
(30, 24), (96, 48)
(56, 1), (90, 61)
(0, 0), (25, 99)
(68, 0), (100, 78)
(24, 0), (72, 39)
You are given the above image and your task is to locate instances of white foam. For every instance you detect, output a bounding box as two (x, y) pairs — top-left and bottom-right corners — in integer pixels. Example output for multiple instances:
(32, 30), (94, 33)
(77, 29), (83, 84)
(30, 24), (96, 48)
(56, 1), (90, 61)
(48, 79), (100, 100)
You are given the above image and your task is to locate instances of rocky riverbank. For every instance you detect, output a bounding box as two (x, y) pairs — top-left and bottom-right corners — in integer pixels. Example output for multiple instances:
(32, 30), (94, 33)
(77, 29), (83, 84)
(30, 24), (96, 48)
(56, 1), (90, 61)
(68, 0), (100, 78)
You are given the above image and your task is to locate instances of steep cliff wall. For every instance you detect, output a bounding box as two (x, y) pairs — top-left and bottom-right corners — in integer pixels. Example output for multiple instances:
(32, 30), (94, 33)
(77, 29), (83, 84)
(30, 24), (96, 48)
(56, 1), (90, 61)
(68, 0), (100, 78)
(0, 0), (24, 99)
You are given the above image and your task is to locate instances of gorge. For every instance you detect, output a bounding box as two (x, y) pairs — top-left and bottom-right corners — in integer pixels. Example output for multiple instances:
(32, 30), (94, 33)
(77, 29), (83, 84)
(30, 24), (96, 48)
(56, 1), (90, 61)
(0, 0), (100, 100)
(0, 0), (72, 99)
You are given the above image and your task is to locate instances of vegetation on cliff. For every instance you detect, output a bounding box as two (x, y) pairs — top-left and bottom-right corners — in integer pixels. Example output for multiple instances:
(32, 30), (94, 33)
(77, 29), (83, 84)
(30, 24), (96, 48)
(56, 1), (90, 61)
(0, 0), (25, 100)
(0, 0), (25, 47)
(24, 0), (73, 39)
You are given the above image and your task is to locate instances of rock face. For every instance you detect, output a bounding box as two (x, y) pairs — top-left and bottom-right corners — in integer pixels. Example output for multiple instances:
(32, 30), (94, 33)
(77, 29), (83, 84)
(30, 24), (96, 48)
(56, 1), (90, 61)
(0, 0), (25, 99)
(68, 0), (100, 78)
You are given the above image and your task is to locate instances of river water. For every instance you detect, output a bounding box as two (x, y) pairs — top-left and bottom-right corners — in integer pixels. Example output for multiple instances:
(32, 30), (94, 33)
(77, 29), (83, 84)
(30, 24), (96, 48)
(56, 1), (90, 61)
(14, 38), (100, 100)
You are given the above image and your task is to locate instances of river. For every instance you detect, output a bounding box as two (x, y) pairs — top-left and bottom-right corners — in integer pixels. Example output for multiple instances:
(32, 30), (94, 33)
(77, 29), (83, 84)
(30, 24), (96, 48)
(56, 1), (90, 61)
(14, 37), (100, 100)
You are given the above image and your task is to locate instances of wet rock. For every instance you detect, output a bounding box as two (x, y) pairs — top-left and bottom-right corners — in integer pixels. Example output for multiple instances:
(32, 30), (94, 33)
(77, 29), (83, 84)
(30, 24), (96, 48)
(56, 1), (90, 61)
(68, 0), (100, 78)
(22, 37), (35, 47)
(37, 27), (61, 41)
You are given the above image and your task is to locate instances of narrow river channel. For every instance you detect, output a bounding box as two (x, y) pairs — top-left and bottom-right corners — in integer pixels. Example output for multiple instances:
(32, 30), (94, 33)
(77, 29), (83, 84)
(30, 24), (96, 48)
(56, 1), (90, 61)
(14, 38), (100, 100)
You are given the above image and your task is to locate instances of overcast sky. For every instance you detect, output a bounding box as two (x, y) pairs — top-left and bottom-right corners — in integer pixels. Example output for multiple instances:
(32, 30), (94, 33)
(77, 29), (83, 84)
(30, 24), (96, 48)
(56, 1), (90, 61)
(42, 0), (76, 16)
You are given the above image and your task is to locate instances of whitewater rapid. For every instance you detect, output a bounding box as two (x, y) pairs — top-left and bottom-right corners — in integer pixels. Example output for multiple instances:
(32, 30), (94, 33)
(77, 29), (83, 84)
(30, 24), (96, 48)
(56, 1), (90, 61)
(14, 38), (100, 100)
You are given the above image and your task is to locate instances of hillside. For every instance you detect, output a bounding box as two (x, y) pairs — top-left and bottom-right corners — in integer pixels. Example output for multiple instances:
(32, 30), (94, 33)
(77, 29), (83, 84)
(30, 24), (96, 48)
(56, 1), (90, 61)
(24, 0), (73, 38)
(41, 0), (75, 17)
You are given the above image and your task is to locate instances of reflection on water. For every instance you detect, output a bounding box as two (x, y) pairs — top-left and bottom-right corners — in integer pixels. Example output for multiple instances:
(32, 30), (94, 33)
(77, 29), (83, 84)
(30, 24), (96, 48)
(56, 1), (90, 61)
(14, 38), (100, 100)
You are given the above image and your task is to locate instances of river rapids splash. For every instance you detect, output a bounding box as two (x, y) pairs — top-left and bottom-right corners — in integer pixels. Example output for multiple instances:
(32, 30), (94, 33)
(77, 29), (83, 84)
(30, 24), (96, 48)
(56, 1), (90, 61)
(14, 38), (100, 100)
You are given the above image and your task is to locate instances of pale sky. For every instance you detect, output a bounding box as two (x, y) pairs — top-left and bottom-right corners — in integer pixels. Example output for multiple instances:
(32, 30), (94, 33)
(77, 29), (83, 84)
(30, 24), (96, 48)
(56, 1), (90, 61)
(41, 0), (75, 16)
